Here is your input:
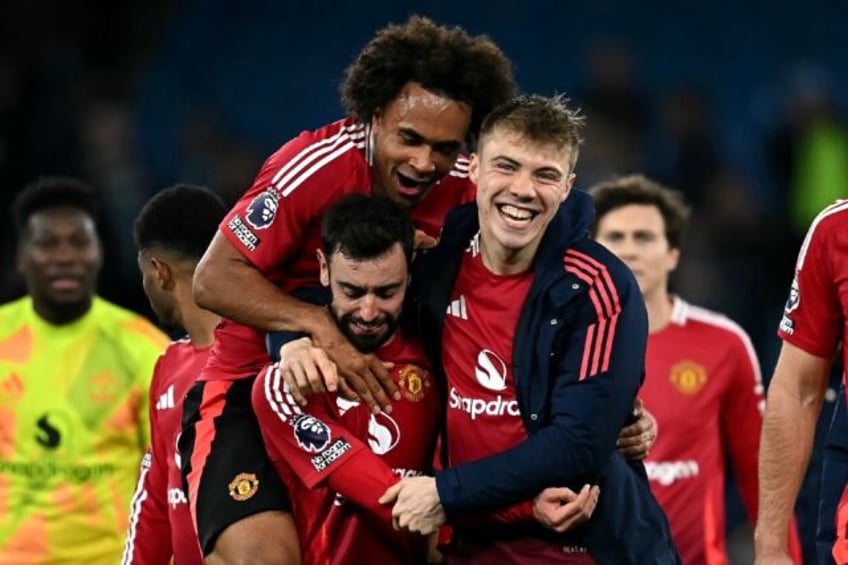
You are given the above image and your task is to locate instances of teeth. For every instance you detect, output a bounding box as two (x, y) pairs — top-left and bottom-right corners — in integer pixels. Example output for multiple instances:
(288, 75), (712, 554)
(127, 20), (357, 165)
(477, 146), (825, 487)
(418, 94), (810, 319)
(499, 205), (533, 220)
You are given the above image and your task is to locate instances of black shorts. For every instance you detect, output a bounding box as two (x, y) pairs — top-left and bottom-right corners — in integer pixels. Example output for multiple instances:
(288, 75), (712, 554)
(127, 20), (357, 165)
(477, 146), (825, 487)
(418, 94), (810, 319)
(180, 376), (292, 555)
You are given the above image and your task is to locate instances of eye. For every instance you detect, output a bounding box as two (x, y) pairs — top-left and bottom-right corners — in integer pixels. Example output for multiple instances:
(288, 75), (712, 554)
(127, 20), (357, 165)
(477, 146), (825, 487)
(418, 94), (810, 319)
(495, 161), (516, 172)
(343, 288), (366, 299)
(376, 289), (397, 300)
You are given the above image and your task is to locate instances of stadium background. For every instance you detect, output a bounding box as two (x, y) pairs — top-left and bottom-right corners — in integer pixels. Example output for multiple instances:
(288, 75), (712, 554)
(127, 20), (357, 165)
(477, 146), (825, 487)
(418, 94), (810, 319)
(0, 1), (845, 562)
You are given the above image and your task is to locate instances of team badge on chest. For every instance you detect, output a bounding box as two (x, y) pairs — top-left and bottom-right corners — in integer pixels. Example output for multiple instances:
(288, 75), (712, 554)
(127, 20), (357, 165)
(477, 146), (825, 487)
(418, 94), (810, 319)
(669, 361), (708, 395)
(397, 364), (431, 402)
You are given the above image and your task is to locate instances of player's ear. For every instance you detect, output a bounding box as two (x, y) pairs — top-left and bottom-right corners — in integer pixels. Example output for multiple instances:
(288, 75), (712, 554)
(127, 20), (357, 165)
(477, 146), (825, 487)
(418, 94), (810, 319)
(469, 153), (479, 185)
(317, 249), (330, 288)
(152, 257), (176, 291)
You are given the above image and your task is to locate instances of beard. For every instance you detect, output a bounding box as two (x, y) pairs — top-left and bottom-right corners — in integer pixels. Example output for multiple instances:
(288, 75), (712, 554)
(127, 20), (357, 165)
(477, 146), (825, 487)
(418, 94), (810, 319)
(330, 304), (398, 353)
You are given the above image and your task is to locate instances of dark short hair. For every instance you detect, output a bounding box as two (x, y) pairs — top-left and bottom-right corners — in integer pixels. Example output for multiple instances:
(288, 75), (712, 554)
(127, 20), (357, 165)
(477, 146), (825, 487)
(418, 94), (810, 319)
(478, 94), (585, 172)
(589, 174), (691, 249)
(322, 194), (414, 266)
(133, 184), (227, 260)
(341, 15), (516, 146)
(12, 177), (98, 236)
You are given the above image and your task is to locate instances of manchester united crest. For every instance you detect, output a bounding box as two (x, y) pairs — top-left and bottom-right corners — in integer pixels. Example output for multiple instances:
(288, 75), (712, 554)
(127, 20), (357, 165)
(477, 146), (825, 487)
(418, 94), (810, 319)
(397, 365), (431, 402)
(670, 361), (707, 395)
(228, 472), (259, 501)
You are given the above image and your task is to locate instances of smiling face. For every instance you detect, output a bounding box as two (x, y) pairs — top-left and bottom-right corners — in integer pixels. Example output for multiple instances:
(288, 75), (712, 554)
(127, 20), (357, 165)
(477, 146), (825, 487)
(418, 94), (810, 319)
(17, 207), (102, 322)
(319, 243), (409, 353)
(371, 82), (472, 209)
(594, 204), (680, 300)
(471, 127), (575, 273)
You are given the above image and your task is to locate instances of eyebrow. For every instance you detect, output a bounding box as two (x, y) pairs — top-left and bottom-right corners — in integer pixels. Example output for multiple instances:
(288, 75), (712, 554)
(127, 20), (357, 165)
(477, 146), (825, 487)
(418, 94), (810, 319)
(491, 155), (563, 178)
(337, 280), (405, 293)
(399, 127), (462, 151)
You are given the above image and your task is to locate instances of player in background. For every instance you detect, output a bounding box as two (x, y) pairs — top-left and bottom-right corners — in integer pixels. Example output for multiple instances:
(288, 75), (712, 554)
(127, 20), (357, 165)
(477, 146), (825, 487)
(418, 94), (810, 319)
(589, 175), (802, 565)
(122, 185), (240, 564)
(0, 178), (167, 564)
(181, 15), (516, 563)
(755, 199), (848, 565)
(381, 95), (678, 564)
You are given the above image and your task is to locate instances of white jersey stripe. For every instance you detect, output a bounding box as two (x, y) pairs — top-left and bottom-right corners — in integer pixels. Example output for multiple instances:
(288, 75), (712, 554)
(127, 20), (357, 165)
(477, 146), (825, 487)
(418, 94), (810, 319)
(122, 461), (151, 564)
(672, 296), (763, 384)
(270, 124), (363, 185)
(274, 130), (364, 196)
(281, 141), (359, 197)
(797, 199), (848, 269)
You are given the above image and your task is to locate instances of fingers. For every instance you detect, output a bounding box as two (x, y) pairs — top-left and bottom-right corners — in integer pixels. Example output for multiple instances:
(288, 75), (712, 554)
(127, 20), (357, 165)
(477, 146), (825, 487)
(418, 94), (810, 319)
(553, 484), (600, 533)
(280, 363), (309, 407)
(378, 481), (402, 505)
(536, 486), (577, 503)
(337, 378), (358, 401)
(414, 229), (439, 250)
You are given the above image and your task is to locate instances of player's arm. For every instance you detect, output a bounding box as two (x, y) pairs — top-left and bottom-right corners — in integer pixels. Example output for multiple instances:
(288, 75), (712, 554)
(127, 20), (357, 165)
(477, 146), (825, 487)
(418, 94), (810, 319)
(123, 366), (174, 563)
(754, 342), (832, 562)
(251, 354), (398, 523)
(193, 148), (396, 411)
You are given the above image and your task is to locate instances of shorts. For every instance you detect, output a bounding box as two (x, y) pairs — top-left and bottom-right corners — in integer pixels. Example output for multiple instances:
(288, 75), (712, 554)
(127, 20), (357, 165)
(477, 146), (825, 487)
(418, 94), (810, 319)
(180, 376), (292, 555)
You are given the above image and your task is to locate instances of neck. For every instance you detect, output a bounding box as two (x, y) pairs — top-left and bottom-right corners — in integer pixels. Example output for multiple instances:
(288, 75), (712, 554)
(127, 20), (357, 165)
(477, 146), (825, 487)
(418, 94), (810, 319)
(644, 287), (674, 334)
(479, 238), (537, 276)
(176, 284), (219, 347)
(34, 297), (92, 325)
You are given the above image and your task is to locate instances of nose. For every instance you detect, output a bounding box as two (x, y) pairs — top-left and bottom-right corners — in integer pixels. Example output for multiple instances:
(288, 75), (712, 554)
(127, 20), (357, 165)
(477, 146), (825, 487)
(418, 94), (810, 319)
(409, 146), (436, 175)
(508, 170), (537, 200)
(52, 241), (79, 264)
(358, 295), (380, 322)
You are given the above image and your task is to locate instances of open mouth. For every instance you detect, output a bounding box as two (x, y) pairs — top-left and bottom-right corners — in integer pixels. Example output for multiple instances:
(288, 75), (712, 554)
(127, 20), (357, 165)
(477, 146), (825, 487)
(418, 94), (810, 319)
(394, 171), (433, 197)
(497, 204), (537, 224)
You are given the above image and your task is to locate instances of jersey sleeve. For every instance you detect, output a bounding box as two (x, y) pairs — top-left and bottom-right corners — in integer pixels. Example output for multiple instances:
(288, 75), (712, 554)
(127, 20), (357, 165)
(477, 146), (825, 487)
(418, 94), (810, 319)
(719, 329), (764, 520)
(123, 319), (168, 450)
(251, 364), (398, 521)
(219, 127), (365, 272)
(778, 217), (841, 359)
(122, 360), (174, 563)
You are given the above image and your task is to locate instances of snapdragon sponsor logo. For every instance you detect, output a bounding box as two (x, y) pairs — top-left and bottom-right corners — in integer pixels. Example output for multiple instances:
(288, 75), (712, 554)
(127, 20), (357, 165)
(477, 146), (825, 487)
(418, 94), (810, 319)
(449, 349), (518, 420)
(0, 459), (115, 483)
(645, 460), (700, 486)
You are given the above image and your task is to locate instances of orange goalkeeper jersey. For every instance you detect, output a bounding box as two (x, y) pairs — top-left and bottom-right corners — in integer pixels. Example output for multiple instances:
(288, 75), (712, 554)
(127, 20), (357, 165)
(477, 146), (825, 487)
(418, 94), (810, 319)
(0, 296), (167, 564)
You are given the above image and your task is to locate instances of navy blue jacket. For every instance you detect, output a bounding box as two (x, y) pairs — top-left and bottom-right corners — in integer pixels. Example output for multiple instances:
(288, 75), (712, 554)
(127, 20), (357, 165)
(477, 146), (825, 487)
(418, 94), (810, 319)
(408, 190), (680, 564)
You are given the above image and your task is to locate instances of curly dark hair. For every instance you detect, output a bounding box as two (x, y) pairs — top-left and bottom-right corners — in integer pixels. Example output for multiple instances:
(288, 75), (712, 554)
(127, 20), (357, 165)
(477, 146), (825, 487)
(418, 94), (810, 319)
(12, 177), (99, 236)
(341, 15), (516, 145)
(589, 174), (691, 249)
(134, 184), (227, 260)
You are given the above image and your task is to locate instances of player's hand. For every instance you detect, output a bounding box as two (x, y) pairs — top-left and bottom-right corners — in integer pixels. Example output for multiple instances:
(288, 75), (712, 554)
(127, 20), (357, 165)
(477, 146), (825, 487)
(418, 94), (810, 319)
(533, 485), (600, 533)
(313, 319), (398, 414)
(379, 477), (446, 535)
(425, 532), (445, 564)
(277, 337), (338, 406)
(616, 398), (657, 460)
(414, 229), (439, 250)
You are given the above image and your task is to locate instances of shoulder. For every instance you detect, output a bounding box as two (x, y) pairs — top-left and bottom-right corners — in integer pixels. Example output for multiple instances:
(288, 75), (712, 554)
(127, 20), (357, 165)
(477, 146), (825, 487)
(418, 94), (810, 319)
(93, 298), (169, 351)
(0, 297), (29, 328)
(675, 298), (757, 354)
(796, 199), (848, 270)
(564, 239), (640, 293)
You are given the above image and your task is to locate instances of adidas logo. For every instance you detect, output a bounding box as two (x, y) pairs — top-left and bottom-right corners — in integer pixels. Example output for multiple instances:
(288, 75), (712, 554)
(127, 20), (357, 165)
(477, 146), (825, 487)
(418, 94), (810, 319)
(155, 384), (175, 411)
(446, 295), (468, 320)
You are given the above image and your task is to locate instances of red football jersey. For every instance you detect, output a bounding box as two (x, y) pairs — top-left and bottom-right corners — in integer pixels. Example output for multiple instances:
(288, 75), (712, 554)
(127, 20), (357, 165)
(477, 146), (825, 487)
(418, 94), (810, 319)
(204, 118), (475, 382)
(123, 338), (209, 564)
(642, 297), (764, 565)
(253, 330), (441, 565)
(441, 240), (591, 564)
(778, 199), (848, 381)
